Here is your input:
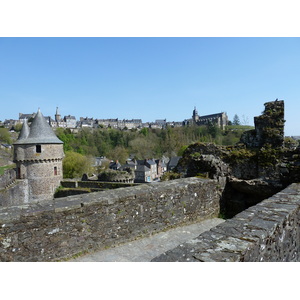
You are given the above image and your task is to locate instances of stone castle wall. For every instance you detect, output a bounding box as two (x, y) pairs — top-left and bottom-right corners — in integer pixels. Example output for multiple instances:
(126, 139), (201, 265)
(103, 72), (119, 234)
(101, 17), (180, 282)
(0, 169), (29, 207)
(0, 169), (16, 190)
(61, 180), (139, 190)
(0, 177), (222, 261)
(0, 179), (29, 207)
(152, 183), (300, 262)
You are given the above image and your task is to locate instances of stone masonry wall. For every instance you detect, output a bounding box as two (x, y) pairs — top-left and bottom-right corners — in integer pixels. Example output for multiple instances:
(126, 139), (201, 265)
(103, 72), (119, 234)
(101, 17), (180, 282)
(0, 177), (221, 261)
(61, 180), (139, 190)
(0, 169), (16, 189)
(0, 180), (29, 207)
(152, 183), (300, 262)
(25, 160), (63, 202)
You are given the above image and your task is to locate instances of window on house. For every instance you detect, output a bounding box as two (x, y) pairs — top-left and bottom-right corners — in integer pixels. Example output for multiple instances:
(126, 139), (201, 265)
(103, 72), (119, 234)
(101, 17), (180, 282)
(36, 145), (41, 153)
(54, 166), (57, 176)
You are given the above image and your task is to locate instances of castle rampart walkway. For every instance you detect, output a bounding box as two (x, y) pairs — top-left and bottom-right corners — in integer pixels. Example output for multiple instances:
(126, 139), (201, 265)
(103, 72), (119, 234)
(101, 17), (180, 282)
(70, 218), (225, 262)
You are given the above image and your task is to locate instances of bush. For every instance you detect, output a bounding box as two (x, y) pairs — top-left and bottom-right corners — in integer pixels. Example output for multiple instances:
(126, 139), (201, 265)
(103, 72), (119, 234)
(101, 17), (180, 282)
(63, 151), (93, 179)
(161, 171), (181, 181)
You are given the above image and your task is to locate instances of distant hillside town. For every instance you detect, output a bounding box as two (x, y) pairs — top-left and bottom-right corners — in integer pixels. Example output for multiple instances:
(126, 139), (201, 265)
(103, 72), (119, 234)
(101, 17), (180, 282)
(1, 107), (229, 131)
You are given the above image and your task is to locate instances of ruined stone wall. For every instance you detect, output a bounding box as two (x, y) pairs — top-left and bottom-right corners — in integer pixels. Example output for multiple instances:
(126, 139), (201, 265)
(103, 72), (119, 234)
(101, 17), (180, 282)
(152, 183), (300, 262)
(0, 177), (221, 261)
(240, 100), (285, 148)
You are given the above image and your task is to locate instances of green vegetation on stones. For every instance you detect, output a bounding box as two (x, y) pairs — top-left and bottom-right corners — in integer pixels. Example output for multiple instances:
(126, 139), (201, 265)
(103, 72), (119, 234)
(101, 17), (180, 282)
(0, 164), (15, 176)
(161, 171), (181, 181)
(225, 148), (257, 163)
(258, 144), (283, 167)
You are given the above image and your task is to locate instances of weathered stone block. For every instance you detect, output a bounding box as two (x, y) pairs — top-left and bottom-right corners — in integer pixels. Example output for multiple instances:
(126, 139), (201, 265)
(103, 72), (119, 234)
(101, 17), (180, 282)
(0, 177), (221, 261)
(152, 183), (300, 262)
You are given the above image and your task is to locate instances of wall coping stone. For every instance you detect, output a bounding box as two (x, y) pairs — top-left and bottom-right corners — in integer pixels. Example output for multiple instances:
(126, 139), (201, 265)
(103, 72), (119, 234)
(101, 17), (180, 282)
(0, 177), (222, 261)
(152, 183), (300, 262)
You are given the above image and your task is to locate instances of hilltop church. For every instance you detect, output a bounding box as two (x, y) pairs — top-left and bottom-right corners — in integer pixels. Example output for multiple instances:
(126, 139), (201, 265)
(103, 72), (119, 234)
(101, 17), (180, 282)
(185, 107), (229, 130)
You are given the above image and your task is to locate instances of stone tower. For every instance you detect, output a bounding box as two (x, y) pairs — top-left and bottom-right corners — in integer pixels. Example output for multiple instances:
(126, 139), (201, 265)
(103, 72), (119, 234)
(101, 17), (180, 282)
(192, 106), (200, 123)
(55, 106), (61, 122)
(13, 109), (64, 202)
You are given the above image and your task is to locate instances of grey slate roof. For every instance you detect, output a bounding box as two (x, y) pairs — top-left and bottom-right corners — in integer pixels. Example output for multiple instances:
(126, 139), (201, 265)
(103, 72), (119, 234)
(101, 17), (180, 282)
(135, 165), (151, 172)
(14, 109), (63, 145)
(17, 119), (30, 141)
(168, 156), (182, 169)
(109, 161), (122, 170)
(19, 113), (35, 120)
(145, 159), (156, 165)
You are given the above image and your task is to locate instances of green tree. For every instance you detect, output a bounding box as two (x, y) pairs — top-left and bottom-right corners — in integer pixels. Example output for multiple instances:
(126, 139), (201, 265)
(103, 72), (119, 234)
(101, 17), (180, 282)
(207, 122), (221, 139)
(232, 114), (241, 126)
(63, 151), (93, 179)
(140, 127), (149, 137)
(0, 128), (12, 144)
(109, 146), (129, 164)
(177, 145), (188, 156)
(129, 137), (156, 159)
(14, 123), (23, 132)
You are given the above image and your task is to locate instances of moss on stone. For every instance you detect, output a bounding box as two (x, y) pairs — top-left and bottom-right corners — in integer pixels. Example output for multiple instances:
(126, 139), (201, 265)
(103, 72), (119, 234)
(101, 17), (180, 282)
(258, 144), (284, 167)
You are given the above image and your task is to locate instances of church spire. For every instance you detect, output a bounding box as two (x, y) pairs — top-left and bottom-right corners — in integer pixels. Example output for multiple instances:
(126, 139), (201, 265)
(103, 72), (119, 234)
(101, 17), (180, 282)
(192, 106), (199, 122)
(55, 106), (61, 122)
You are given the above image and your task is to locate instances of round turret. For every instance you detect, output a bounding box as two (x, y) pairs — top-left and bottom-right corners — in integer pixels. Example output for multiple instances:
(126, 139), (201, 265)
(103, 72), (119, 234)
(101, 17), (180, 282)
(13, 109), (64, 202)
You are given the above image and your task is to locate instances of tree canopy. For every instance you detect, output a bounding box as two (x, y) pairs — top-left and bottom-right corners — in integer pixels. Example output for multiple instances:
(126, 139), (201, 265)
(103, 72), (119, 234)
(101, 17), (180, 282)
(56, 124), (253, 163)
(0, 128), (12, 144)
(232, 114), (241, 126)
(62, 151), (93, 179)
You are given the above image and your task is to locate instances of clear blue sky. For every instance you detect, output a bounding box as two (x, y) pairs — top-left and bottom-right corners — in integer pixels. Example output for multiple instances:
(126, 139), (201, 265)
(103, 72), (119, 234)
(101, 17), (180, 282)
(1, 37), (300, 136)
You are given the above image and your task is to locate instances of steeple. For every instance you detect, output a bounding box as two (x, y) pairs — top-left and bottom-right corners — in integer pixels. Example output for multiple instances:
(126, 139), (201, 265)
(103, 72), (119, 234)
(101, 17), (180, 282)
(55, 106), (61, 122)
(192, 106), (199, 122)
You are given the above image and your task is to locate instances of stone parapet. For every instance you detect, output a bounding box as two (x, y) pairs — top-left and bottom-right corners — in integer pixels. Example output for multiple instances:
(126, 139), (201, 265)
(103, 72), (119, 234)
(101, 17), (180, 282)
(152, 183), (300, 262)
(61, 180), (140, 190)
(0, 177), (221, 261)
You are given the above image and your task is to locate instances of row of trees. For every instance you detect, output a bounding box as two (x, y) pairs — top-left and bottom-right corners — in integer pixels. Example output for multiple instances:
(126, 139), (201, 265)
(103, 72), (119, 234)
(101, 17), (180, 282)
(56, 123), (254, 165)
(1, 120), (253, 179)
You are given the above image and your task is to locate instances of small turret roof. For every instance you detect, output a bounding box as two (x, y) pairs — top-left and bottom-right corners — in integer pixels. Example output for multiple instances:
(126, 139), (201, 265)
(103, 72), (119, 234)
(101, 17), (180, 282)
(17, 119), (30, 141)
(14, 109), (63, 145)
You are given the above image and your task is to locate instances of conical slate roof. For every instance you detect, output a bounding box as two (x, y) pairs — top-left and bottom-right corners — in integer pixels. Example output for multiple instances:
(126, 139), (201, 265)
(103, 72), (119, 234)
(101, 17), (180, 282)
(17, 118), (30, 141)
(14, 109), (63, 145)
